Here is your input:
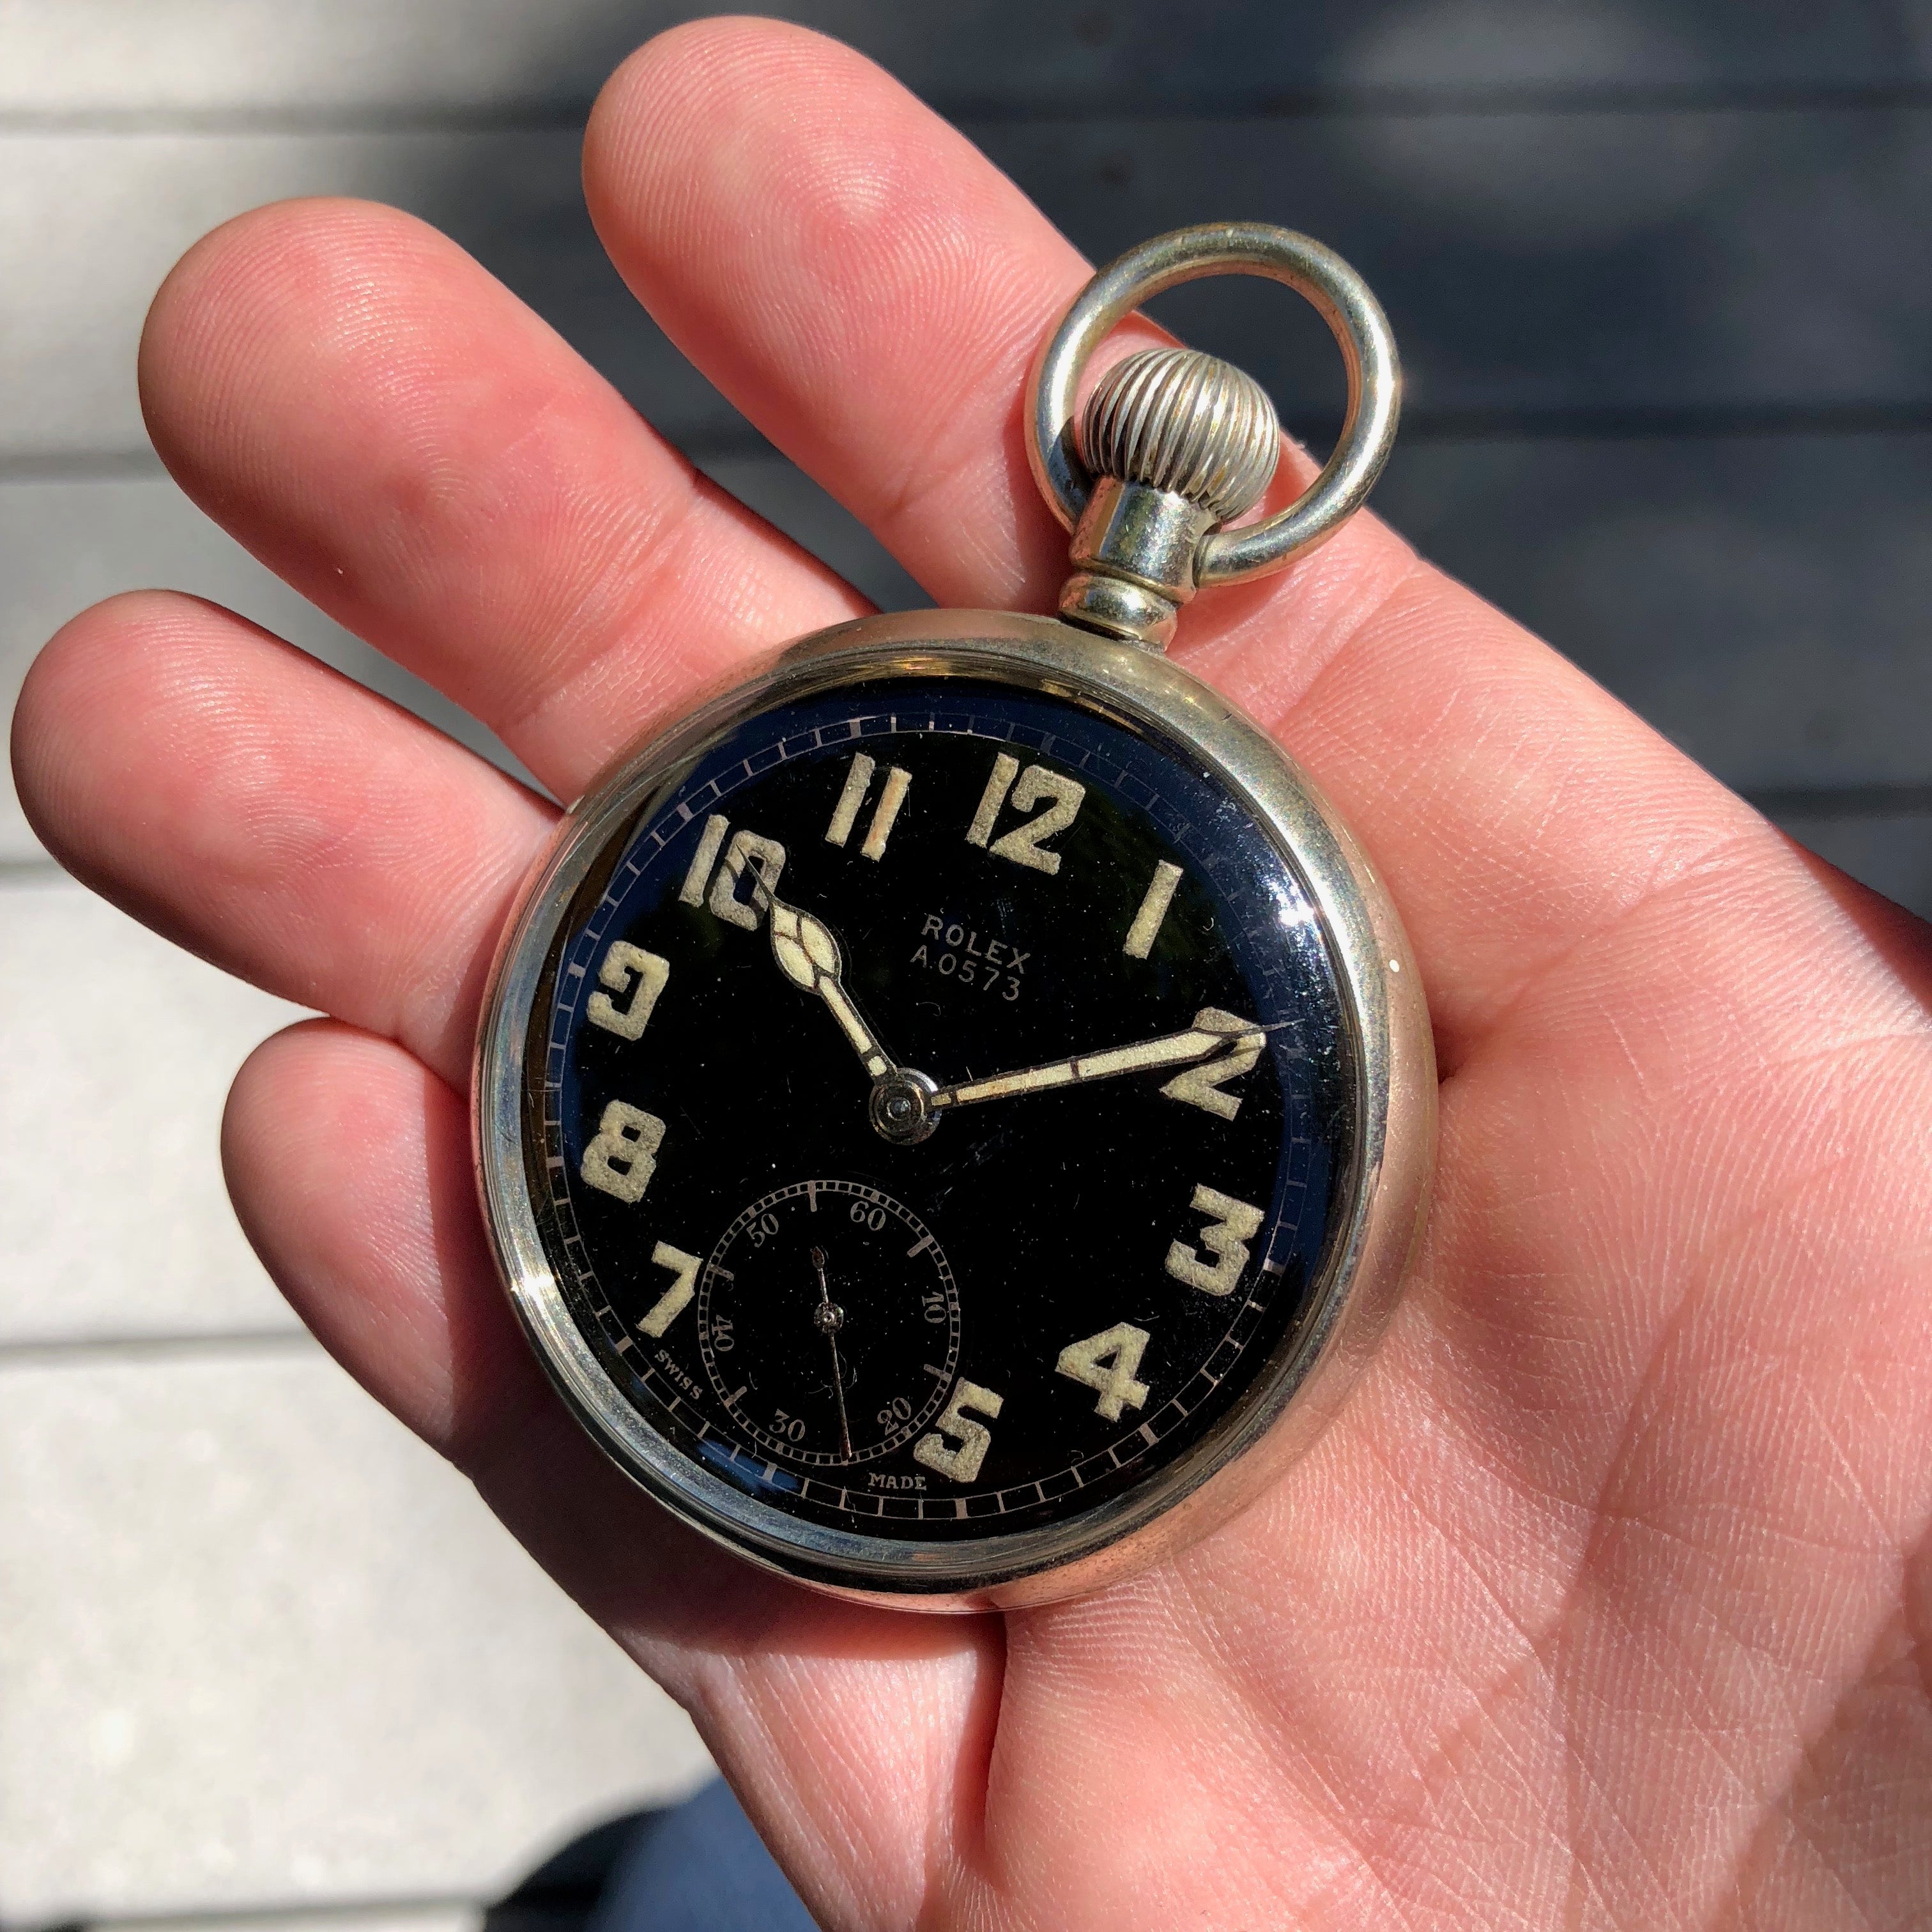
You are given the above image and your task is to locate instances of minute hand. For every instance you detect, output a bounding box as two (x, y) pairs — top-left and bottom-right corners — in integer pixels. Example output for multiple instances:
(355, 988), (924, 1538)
(930, 1009), (1264, 1110)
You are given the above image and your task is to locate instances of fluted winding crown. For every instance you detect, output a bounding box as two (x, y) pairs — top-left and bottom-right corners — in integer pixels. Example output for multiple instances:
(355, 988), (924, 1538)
(1077, 347), (1280, 523)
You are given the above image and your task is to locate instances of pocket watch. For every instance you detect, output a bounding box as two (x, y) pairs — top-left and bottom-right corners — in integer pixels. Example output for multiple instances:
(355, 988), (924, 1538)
(475, 224), (1436, 1609)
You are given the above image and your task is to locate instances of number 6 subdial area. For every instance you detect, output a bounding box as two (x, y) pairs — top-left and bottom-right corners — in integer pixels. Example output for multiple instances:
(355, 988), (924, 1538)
(695, 1182), (961, 1468)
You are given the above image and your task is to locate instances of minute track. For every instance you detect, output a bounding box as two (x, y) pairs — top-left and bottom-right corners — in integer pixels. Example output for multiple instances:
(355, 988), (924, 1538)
(521, 672), (1347, 1551)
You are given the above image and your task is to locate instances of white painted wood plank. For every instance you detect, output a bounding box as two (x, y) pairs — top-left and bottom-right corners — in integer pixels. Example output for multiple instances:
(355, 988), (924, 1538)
(1, 0), (1920, 118)
(0, 473), (525, 862)
(0, 128), (629, 459)
(0, 1345), (711, 1922)
(0, 461), (908, 864)
(0, 877), (305, 1342)
(0, 0), (652, 116)
(94, 1910), (479, 1932)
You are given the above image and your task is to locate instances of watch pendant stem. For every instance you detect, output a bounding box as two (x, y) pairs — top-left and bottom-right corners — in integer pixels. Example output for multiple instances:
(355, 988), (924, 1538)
(1057, 346), (1279, 651)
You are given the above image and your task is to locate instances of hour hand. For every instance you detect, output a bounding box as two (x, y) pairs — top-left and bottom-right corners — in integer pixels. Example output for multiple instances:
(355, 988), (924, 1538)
(930, 1009), (1266, 1112)
(768, 900), (896, 1080)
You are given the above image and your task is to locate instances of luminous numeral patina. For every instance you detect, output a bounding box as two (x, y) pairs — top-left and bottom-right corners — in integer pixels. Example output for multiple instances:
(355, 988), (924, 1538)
(1055, 1323), (1152, 1422)
(579, 1100), (666, 1205)
(637, 1241), (700, 1337)
(1123, 859), (1184, 958)
(965, 753), (1085, 876)
(825, 753), (914, 860)
(1161, 1009), (1265, 1121)
(1164, 1184), (1264, 1297)
(678, 815), (786, 930)
(585, 941), (670, 1041)
(913, 1379), (1004, 1483)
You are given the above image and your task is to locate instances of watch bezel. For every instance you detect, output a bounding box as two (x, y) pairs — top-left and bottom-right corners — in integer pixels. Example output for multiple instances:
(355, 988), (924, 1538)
(473, 610), (1435, 1609)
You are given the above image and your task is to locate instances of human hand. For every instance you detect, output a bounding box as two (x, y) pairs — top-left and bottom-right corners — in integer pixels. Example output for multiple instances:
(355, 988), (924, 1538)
(13, 20), (1932, 1930)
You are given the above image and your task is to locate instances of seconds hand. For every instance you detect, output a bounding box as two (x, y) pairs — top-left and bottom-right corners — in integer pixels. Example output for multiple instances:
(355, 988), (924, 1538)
(809, 1245), (854, 1460)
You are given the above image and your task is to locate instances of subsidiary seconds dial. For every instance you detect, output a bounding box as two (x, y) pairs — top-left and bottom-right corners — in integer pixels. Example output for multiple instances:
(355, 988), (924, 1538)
(697, 1182), (960, 1468)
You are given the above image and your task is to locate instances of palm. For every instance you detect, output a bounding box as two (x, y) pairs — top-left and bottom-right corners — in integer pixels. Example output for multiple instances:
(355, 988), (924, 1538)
(15, 22), (1931, 1930)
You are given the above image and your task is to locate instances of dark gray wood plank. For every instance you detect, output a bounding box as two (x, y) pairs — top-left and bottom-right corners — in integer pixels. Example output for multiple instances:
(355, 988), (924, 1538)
(10, 110), (1929, 460)
(10, 436), (1927, 912)
(440, 105), (1932, 429)
(4, 1), (1925, 121)
(987, 109), (1932, 422)
(700, 454), (926, 616)
(1376, 431), (1932, 795)
(1767, 809), (1932, 916)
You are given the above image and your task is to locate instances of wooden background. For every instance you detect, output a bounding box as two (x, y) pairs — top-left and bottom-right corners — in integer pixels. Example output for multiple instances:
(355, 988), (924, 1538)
(2, 4), (1927, 1929)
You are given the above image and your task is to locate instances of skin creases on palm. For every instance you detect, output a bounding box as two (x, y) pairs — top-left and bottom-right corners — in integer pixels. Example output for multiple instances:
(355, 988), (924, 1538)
(8, 18), (1932, 1932)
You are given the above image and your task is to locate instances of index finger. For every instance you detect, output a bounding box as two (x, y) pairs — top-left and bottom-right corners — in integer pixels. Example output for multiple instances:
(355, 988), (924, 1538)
(584, 21), (1772, 1071)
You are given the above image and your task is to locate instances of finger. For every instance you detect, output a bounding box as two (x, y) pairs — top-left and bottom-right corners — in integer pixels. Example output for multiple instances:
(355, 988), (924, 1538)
(586, 20), (1786, 1069)
(12, 590), (549, 1088)
(138, 194), (868, 802)
(133, 16), (1778, 1084)
(585, 16), (1115, 617)
(22, 583), (1012, 1919)
(588, 17), (1406, 632)
(222, 1018), (1004, 1931)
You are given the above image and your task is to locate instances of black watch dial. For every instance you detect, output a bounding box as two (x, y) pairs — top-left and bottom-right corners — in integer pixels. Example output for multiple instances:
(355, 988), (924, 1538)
(523, 676), (1355, 1546)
